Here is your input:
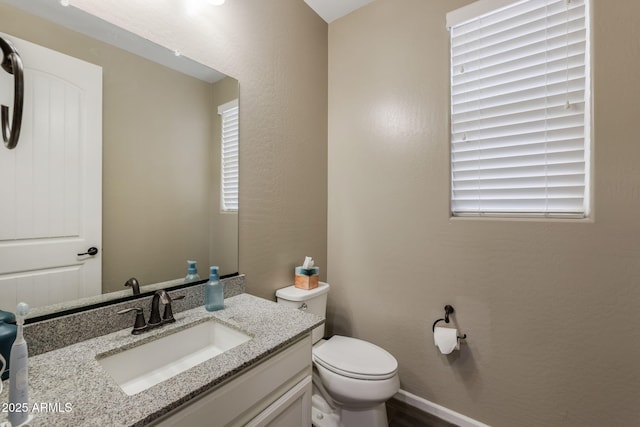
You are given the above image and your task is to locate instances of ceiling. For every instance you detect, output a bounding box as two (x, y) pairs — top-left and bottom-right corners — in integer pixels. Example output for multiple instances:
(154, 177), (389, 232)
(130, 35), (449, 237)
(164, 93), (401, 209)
(304, 0), (376, 23)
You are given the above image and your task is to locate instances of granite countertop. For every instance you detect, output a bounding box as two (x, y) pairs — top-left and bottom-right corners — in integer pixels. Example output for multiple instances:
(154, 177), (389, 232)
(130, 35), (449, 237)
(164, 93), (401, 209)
(0, 293), (323, 426)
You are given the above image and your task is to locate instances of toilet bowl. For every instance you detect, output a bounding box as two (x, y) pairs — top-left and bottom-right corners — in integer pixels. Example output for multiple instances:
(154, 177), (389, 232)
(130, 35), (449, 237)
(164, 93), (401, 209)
(276, 283), (400, 427)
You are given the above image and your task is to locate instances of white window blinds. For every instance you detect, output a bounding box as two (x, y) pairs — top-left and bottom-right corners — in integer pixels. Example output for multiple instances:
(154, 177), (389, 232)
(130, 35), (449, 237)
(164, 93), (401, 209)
(449, 0), (590, 217)
(218, 99), (239, 212)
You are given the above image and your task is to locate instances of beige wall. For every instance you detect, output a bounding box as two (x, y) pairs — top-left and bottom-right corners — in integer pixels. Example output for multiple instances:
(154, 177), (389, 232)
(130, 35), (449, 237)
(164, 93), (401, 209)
(328, 0), (640, 425)
(70, 0), (329, 299)
(102, 47), (216, 292)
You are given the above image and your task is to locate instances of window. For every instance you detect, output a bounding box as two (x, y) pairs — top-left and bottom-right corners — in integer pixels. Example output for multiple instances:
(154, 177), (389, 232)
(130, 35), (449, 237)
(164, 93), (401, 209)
(448, 0), (590, 218)
(218, 99), (239, 212)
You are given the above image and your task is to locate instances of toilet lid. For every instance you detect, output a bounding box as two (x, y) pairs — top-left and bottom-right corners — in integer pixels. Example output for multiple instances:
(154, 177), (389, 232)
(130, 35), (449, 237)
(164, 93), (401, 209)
(312, 335), (398, 380)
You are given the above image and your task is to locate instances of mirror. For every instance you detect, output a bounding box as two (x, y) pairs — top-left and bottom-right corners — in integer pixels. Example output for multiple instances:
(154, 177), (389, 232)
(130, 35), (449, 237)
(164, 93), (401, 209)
(0, 0), (239, 315)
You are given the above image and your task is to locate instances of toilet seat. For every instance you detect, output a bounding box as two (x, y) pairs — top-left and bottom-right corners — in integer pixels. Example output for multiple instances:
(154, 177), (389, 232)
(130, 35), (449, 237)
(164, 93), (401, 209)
(312, 335), (398, 381)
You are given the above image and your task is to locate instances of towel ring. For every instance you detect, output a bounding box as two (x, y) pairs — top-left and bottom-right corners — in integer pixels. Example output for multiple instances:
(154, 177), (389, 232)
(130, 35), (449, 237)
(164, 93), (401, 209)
(0, 36), (24, 150)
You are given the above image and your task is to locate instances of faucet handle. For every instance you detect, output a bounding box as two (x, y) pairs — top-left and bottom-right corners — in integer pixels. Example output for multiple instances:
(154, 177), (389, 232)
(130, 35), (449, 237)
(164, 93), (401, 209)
(162, 294), (185, 323)
(118, 307), (147, 334)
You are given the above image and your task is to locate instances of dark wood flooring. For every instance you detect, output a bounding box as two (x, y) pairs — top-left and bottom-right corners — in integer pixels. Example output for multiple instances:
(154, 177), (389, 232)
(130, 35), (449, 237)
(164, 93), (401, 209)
(387, 398), (458, 427)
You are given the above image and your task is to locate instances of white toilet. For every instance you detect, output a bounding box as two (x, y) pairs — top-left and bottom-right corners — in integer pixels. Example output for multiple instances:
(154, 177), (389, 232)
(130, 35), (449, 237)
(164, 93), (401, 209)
(276, 282), (400, 427)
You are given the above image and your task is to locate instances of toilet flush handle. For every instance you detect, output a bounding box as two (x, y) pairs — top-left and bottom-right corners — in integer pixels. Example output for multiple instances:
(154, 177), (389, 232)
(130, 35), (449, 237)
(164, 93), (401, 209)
(298, 303), (308, 311)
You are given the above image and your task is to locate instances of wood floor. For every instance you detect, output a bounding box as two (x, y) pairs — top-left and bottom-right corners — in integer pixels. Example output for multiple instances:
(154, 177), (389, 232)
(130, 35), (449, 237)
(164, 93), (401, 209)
(387, 398), (458, 427)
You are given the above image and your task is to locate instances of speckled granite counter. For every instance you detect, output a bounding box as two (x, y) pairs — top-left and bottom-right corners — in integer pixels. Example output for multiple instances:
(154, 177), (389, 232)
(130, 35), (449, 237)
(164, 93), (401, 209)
(0, 293), (323, 426)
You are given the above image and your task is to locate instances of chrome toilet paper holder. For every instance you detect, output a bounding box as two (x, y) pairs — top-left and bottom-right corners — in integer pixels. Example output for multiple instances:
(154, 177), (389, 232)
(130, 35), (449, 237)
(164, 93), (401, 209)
(432, 305), (467, 340)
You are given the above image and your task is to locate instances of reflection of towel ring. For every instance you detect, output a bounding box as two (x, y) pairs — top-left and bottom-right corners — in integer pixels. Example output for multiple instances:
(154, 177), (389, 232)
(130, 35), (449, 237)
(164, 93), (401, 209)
(0, 36), (24, 150)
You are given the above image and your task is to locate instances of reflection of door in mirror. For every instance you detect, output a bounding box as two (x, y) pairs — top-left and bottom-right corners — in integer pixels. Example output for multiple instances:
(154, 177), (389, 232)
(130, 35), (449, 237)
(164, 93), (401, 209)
(0, 33), (102, 311)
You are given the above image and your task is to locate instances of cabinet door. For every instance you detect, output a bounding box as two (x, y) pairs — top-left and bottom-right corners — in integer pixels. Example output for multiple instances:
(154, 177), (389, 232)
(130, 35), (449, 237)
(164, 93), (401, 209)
(245, 375), (312, 427)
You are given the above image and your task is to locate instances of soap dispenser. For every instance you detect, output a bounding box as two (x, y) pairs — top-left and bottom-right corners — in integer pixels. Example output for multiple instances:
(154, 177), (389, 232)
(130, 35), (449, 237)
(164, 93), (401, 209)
(205, 266), (224, 311)
(185, 260), (201, 284)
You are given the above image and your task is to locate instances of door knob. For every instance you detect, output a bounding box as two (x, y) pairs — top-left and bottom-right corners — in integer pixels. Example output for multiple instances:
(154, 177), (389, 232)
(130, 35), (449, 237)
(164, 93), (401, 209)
(77, 247), (99, 256)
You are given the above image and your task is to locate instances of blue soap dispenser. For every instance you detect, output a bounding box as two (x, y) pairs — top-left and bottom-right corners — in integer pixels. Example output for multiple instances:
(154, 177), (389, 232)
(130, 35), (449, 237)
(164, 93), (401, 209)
(205, 266), (224, 311)
(185, 260), (201, 284)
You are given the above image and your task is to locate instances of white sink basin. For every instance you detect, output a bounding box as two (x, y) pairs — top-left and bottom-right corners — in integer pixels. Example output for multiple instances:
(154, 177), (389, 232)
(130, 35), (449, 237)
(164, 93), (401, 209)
(97, 320), (252, 395)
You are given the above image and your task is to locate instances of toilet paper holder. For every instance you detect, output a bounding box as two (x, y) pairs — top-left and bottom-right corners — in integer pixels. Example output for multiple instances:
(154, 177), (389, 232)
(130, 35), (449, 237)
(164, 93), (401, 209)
(432, 305), (467, 339)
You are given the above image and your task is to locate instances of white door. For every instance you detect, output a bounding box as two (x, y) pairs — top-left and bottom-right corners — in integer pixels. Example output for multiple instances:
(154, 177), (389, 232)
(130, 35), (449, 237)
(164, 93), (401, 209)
(0, 33), (102, 312)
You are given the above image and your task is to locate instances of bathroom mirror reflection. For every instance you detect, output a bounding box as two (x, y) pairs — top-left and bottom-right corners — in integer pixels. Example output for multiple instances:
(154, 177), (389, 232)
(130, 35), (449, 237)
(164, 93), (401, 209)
(0, 1), (239, 315)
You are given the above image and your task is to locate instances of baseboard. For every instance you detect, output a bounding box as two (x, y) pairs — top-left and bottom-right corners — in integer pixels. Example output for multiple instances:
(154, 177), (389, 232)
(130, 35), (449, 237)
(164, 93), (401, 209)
(393, 389), (490, 427)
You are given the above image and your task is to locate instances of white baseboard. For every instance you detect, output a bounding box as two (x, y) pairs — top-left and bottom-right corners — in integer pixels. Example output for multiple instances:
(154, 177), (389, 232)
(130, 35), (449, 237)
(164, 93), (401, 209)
(393, 389), (490, 427)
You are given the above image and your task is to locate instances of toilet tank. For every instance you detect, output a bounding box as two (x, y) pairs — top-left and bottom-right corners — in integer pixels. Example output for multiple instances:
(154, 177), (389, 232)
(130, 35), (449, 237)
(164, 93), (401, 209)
(276, 282), (330, 343)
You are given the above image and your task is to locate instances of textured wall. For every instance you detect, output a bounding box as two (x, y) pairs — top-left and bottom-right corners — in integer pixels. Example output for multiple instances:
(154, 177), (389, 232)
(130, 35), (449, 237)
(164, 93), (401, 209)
(70, 0), (329, 299)
(328, 0), (640, 425)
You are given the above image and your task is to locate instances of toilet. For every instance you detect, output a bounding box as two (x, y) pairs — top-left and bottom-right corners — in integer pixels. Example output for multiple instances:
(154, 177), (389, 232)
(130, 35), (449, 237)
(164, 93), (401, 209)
(276, 282), (400, 427)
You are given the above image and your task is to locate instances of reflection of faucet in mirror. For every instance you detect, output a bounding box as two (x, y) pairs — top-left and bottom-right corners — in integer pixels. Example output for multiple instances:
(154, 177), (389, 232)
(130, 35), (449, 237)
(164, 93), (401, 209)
(124, 278), (140, 296)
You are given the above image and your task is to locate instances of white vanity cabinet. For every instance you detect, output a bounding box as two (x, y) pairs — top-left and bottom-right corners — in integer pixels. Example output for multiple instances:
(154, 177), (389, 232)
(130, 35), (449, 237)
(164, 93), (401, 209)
(150, 335), (312, 427)
(245, 375), (312, 427)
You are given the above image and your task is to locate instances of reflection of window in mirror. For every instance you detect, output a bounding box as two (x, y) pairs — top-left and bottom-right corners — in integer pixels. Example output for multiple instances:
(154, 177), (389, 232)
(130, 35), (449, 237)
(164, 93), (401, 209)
(218, 99), (239, 213)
